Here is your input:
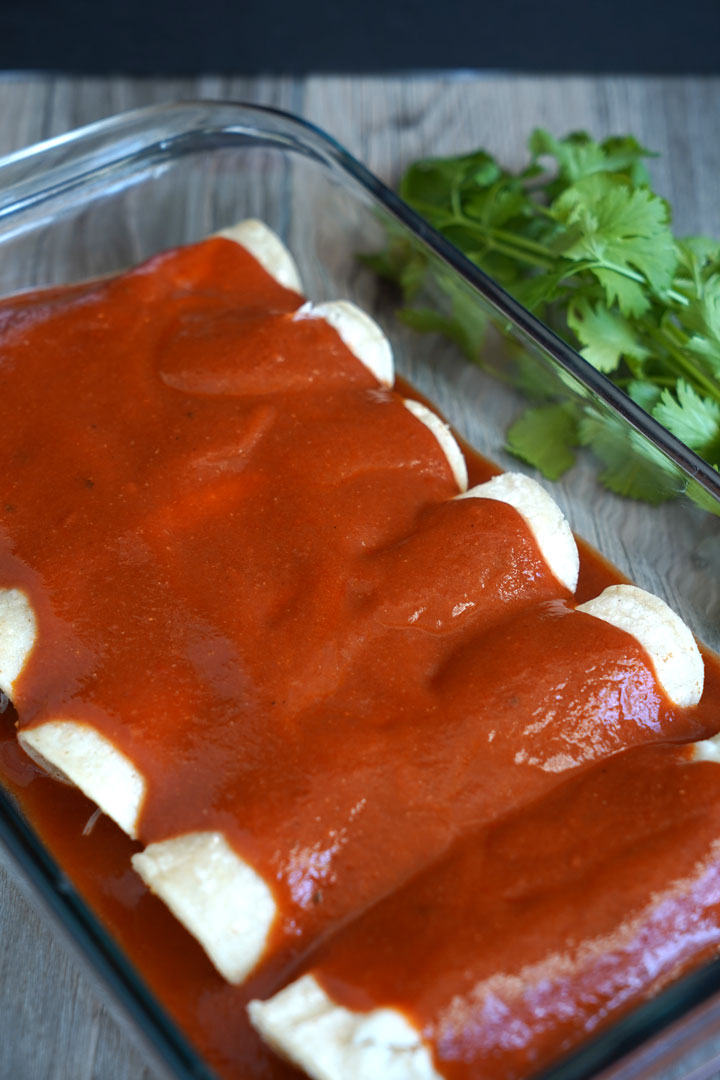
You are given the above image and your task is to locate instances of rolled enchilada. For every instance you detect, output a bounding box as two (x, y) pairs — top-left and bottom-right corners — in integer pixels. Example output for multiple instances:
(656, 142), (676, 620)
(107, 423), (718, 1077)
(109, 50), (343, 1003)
(251, 741), (720, 1080)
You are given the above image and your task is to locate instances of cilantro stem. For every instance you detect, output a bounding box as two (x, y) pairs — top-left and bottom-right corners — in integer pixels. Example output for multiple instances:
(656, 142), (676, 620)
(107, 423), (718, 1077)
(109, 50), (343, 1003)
(484, 227), (556, 259)
(647, 326), (720, 404)
(478, 239), (554, 270)
(406, 200), (559, 270)
(419, 205), (693, 310)
(458, 225), (557, 270)
(584, 260), (689, 307)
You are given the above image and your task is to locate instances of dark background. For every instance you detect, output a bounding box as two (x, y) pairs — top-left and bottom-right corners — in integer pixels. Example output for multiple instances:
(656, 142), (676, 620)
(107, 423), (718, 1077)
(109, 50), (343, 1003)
(2, 0), (719, 74)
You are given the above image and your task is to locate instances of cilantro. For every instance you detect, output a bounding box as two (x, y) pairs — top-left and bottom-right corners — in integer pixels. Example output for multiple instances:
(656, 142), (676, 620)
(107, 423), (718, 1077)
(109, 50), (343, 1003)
(577, 410), (681, 504)
(369, 129), (720, 514)
(551, 175), (677, 310)
(566, 299), (650, 374)
(529, 129), (654, 188)
(627, 380), (662, 412)
(506, 403), (579, 480)
(652, 380), (720, 459)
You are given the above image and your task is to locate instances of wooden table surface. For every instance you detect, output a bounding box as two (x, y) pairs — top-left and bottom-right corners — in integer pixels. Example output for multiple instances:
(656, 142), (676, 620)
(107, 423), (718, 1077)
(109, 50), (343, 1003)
(1, 72), (720, 1080)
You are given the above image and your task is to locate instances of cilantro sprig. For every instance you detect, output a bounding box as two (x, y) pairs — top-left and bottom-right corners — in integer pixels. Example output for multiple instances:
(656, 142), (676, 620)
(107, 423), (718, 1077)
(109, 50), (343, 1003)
(367, 130), (720, 512)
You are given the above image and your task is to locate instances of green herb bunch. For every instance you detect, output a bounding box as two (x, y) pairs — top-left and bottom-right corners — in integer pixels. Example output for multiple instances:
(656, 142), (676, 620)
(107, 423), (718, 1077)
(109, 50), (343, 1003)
(367, 130), (720, 511)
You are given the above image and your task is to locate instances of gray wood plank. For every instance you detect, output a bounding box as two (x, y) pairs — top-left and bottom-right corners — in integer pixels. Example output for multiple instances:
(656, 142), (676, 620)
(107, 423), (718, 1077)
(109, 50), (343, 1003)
(0, 852), (158, 1080)
(302, 74), (720, 235)
(0, 75), (50, 156)
(0, 74), (302, 152)
(1, 72), (720, 1080)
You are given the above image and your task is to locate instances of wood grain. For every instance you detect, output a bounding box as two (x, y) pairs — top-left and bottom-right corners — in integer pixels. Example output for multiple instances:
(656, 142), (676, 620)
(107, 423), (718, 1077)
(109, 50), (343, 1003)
(1, 73), (719, 1080)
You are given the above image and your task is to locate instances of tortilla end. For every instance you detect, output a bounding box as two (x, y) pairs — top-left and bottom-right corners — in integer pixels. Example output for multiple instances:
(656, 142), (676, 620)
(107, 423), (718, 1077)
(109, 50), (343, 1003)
(18, 720), (145, 838)
(216, 219), (303, 294)
(249, 974), (442, 1080)
(458, 472), (579, 594)
(293, 300), (395, 388)
(0, 587), (38, 700)
(403, 399), (468, 493)
(132, 831), (276, 984)
(576, 584), (704, 707)
(690, 736), (720, 763)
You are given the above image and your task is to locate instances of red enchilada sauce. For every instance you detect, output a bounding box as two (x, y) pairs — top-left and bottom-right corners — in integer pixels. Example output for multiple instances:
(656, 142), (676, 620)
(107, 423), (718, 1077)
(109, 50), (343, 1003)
(314, 743), (720, 1080)
(1, 236), (720, 1078)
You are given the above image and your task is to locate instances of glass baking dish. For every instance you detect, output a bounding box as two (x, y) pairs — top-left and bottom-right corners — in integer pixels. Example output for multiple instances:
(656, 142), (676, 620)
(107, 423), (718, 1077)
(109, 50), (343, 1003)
(0, 100), (719, 1080)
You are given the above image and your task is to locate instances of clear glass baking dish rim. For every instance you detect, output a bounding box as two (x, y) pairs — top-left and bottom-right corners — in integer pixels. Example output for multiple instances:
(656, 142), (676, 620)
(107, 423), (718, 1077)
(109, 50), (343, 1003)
(0, 98), (719, 1080)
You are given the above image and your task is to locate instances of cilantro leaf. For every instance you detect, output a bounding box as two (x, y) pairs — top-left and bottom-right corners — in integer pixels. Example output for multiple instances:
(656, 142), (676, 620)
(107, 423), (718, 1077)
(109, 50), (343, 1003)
(676, 236), (720, 290)
(652, 380), (720, 459)
(567, 299), (650, 373)
(360, 235), (428, 298)
(530, 129), (609, 183)
(578, 411), (680, 504)
(400, 150), (504, 214)
(505, 403), (579, 480)
(686, 470), (720, 516)
(682, 274), (720, 375)
(399, 303), (488, 362)
(627, 380), (663, 412)
(551, 175), (678, 305)
(598, 135), (655, 185)
(590, 268), (651, 318)
(512, 270), (569, 315)
(530, 129), (654, 187)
